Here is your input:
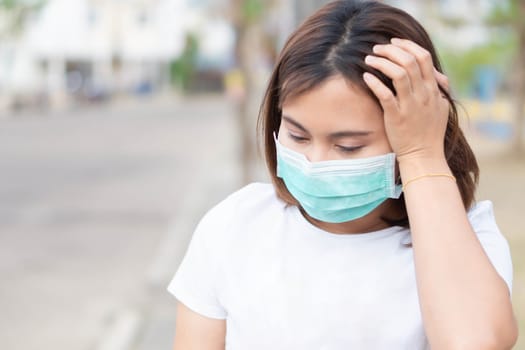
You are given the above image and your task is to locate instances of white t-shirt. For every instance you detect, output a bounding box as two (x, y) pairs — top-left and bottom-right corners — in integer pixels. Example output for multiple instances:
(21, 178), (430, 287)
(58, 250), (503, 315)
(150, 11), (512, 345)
(167, 183), (513, 350)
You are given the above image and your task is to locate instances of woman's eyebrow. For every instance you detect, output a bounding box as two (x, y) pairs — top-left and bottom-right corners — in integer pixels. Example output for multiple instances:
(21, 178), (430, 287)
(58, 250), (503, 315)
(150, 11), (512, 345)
(282, 115), (310, 134)
(329, 130), (373, 139)
(282, 115), (372, 138)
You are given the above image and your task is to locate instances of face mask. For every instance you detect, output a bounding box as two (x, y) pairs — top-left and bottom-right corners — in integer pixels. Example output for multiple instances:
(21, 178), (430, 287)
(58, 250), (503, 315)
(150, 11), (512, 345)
(274, 134), (402, 223)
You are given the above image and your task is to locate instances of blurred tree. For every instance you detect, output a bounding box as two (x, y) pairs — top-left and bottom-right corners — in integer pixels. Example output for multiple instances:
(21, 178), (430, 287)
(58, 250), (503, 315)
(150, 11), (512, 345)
(208, 0), (331, 183)
(0, 0), (44, 38)
(438, 0), (524, 154)
(229, 0), (329, 184)
(0, 0), (46, 109)
(230, 0), (276, 184)
(440, 39), (514, 95)
(486, 0), (525, 154)
(170, 33), (199, 93)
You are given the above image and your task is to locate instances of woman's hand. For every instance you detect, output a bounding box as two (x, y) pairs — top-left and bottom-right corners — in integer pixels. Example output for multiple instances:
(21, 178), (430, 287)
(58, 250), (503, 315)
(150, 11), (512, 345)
(363, 38), (450, 166)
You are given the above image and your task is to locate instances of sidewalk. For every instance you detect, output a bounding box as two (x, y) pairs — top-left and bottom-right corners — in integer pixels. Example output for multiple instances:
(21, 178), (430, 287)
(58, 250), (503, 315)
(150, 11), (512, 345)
(132, 169), (240, 350)
(0, 91), (250, 350)
(91, 95), (247, 350)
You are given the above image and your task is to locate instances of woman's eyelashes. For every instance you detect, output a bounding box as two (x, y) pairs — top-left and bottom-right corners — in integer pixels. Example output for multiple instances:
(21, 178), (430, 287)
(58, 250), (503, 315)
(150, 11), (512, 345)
(336, 145), (364, 153)
(288, 132), (309, 143)
(287, 133), (364, 154)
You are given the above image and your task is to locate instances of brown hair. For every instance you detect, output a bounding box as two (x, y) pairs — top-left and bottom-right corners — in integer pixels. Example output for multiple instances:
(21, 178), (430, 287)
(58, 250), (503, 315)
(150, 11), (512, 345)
(257, 0), (479, 227)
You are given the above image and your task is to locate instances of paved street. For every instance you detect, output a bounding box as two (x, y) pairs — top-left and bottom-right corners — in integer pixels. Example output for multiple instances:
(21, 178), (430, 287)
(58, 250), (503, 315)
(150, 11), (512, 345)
(0, 95), (244, 350)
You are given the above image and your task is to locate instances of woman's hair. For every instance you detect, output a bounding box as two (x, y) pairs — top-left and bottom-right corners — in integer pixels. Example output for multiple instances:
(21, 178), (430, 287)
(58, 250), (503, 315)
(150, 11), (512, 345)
(257, 0), (479, 227)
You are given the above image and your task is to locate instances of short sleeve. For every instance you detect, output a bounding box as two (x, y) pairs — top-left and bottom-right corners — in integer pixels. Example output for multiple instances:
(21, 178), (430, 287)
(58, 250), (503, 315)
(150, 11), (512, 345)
(468, 200), (514, 296)
(167, 209), (228, 319)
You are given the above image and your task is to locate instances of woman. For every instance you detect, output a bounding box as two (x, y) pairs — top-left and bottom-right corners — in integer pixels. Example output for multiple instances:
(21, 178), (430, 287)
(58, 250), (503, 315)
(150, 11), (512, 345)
(168, 1), (517, 349)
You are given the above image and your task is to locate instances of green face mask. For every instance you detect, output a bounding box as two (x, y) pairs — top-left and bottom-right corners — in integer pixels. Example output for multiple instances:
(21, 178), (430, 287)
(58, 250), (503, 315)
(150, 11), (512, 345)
(275, 134), (402, 223)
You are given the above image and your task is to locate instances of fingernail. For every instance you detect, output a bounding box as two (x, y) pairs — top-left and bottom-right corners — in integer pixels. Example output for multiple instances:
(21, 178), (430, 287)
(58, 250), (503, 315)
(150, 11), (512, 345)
(391, 38), (402, 44)
(372, 44), (382, 53)
(365, 55), (374, 64)
(363, 72), (373, 82)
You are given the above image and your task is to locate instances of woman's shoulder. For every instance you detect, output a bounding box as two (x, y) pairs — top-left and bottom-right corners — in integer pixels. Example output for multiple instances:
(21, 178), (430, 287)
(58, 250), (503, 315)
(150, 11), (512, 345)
(467, 200), (498, 231)
(217, 182), (282, 211)
(467, 200), (510, 248)
(225, 182), (279, 205)
(198, 182), (284, 229)
(467, 200), (514, 292)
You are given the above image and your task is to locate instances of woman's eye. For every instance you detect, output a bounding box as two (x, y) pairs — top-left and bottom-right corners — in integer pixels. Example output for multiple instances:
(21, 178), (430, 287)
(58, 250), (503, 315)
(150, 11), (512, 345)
(337, 145), (363, 153)
(288, 133), (309, 142)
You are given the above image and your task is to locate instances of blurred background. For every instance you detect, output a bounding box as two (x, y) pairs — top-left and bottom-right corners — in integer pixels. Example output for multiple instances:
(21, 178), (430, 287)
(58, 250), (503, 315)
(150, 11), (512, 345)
(0, 0), (523, 349)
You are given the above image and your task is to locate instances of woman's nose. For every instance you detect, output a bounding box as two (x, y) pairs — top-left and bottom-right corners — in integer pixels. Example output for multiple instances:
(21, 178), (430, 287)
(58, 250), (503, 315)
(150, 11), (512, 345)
(305, 146), (328, 163)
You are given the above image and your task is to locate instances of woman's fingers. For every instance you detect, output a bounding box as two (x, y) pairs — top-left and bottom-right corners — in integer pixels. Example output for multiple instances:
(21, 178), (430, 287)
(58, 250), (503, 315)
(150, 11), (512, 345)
(363, 39), (450, 160)
(364, 38), (450, 111)
(364, 55), (412, 100)
(390, 38), (450, 98)
(362, 72), (398, 112)
(390, 38), (435, 82)
(372, 44), (425, 94)
(434, 68), (450, 94)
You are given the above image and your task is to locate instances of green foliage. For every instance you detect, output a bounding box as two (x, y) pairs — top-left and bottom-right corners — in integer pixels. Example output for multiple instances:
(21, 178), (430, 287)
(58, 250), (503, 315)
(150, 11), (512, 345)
(0, 0), (44, 10)
(0, 0), (17, 9)
(486, 0), (519, 27)
(170, 33), (199, 92)
(440, 37), (516, 95)
(439, 0), (522, 96)
(242, 0), (264, 23)
(0, 0), (45, 37)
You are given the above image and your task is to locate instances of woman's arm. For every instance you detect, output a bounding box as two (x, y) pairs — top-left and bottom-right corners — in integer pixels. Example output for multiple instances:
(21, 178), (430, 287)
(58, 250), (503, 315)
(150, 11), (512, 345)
(400, 156), (517, 350)
(364, 39), (518, 349)
(173, 301), (226, 350)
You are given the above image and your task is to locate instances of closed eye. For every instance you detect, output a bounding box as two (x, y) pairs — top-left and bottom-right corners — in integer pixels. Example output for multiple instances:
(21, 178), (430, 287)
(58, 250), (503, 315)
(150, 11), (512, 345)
(288, 133), (309, 142)
(337, 145), (364, 153)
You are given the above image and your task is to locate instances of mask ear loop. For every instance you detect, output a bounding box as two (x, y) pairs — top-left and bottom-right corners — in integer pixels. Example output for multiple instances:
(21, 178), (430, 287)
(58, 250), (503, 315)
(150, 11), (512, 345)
(394, 160), (403, 197)
(394, 159), (402, 187)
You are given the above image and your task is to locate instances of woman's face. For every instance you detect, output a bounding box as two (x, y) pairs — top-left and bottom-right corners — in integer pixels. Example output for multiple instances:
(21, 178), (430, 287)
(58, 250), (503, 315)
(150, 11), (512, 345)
(278, 75), (393, 161)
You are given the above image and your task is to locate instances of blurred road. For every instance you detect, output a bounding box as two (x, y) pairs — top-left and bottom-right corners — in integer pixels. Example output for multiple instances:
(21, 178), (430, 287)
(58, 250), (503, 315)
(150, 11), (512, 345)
(0, 95), (243, 350)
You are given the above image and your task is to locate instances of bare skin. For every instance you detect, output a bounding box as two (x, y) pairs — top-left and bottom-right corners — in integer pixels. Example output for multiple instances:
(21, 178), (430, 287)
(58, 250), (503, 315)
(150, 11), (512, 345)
(173, 302), (226, 350)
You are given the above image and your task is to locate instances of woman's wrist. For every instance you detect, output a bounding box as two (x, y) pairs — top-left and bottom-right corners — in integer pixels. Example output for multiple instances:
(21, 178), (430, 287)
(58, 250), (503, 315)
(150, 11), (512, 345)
(397, 154), (452, 183)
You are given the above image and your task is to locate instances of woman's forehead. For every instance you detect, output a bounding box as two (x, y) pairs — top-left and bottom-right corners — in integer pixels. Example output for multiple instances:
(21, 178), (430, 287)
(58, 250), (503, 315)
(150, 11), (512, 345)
(281, 76), (384, 130)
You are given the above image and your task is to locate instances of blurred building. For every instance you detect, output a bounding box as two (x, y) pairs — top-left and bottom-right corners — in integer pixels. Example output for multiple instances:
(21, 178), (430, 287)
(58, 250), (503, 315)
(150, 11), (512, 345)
(0, 0), (194, 111)
(0, 0), (500, 112)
